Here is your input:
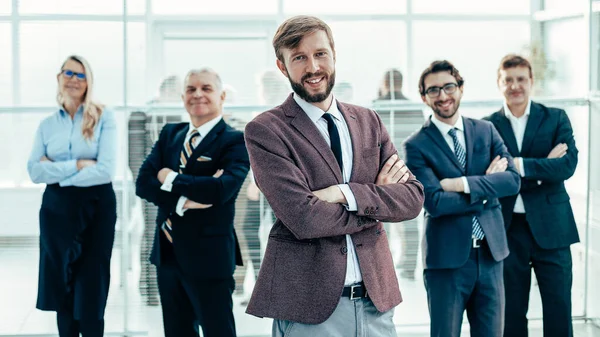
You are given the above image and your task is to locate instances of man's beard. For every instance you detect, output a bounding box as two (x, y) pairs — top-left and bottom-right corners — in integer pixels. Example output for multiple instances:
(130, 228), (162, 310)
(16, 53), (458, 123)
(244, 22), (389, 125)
(431, 99), (460, 120)
(288, 70), (336, 103)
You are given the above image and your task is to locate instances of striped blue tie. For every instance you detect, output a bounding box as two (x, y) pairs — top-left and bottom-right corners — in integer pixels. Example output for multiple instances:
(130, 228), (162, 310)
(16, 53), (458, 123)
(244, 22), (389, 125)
(448, 128), (484, 240)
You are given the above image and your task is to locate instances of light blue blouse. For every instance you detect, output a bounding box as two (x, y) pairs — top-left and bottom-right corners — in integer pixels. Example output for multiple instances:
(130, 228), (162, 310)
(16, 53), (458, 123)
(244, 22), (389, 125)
(27, 106), (117, 187)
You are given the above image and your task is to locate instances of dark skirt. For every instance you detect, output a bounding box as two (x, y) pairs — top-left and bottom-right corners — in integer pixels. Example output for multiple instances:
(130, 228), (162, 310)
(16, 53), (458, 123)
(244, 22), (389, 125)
(36, 183), (117, 321)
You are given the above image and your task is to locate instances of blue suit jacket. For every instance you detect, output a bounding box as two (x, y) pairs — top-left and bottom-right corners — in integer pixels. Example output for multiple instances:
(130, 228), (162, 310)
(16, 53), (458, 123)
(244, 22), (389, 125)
(485, 102), (579, 249)
(404, 116), (520, 269)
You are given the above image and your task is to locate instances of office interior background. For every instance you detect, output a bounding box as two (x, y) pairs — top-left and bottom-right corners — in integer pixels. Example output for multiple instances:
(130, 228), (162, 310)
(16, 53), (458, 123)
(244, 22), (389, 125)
(1, 0), (600, 336)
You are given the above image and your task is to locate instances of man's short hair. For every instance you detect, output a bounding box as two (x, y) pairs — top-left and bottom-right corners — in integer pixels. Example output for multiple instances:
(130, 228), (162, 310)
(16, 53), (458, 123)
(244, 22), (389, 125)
(497, 54), (533, 80)
(418, 60), (465, 96)
(272, 15), (335, 63)
(184, 68), (223, 92)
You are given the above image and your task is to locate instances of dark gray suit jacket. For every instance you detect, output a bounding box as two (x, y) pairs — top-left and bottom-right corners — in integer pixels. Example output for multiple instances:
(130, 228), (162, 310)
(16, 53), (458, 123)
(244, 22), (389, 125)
(244, 94), (424, 324)
(485, 102), (579, 249)
(404, 116), (520, 270)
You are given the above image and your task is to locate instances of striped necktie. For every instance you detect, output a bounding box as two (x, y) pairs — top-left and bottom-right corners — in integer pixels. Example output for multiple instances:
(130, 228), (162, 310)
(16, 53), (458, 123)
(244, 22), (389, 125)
(162, 129), (200, 243)
(448, 128), (484, 240)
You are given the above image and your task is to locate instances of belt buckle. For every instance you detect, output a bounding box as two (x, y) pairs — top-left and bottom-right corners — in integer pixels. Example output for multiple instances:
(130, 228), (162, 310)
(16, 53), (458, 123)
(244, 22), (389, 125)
(350, 284), (361, 301)
(472, 237), (481, 248)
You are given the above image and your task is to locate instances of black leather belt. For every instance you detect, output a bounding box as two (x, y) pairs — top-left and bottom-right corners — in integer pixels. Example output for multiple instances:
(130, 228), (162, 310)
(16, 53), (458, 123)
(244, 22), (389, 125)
(342, 282), (368, 300)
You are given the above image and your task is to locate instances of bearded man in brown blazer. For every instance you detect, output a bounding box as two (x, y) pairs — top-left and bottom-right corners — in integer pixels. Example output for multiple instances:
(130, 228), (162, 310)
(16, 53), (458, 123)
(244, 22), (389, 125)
(244, 15), (424, 337)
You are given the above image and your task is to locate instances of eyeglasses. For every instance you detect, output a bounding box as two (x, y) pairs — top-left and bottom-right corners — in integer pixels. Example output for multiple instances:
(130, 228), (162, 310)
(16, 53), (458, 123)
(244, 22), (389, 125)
(61, 69), (87, 81)
(424, 83), (458, 98)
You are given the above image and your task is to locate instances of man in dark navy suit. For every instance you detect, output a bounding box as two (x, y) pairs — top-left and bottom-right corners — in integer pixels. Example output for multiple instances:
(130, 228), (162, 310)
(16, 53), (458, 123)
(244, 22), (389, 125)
(136, 68), (249, 337)
(485, 54), (579, 337)
(404, 60), (520, 337)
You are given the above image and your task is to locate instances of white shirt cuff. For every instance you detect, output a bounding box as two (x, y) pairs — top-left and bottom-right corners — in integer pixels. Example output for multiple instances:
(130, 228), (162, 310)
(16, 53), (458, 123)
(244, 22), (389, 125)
(175, 196), (188, 216)
(518, 157), (526, 177)
(160, 171), (179, 192)
(461, 177), (470, 194)
(338, 184), (358, 211)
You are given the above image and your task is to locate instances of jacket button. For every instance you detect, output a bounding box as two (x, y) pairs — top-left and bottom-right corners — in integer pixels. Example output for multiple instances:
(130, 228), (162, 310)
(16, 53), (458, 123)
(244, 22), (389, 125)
(341, 246), (348, 255)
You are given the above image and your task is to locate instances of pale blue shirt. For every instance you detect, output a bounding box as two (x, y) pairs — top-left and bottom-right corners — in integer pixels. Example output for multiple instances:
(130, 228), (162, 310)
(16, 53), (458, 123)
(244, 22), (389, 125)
(27, 106), (117, 187)
(293, 93), (362, 286)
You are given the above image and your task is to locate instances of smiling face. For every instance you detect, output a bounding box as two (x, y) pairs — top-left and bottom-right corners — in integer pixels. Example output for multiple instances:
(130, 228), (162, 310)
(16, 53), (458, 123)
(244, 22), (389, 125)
(276, 30), (336, 110)
(57, 58), (88, 103)
(421, 71), (464, 124)
(498, 65), (533, 110)
(182, 71), (226, 127)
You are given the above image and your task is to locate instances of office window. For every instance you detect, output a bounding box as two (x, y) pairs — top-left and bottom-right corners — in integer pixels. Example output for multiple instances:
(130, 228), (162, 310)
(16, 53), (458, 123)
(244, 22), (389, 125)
(19, 22), (124, 106)
(411, 21), (530, 103)
(543, 0), (585, 11)
(328, 21), (407, 105)
(0, 0), (10, 14)
(152, 0), (277, 14)
(19, 0), (145, 15)
(544, 18), (587, 97)
(0, 23), (11, 105)
(413, 0), (529, 14)
(126, 23), (146, 105)
(284, 0), (406, 15)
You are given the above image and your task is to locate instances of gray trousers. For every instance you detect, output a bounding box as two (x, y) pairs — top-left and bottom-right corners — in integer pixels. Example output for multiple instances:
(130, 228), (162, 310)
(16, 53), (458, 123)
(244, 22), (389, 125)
(273, 297), (397, 337)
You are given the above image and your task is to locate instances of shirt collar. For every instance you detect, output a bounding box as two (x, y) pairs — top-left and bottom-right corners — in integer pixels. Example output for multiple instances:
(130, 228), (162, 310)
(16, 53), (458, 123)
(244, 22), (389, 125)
(59, 104), (84, 117)
(503, 99), (531, 120)
(188, 115), (223, 138)
(430, 112), (464, 136)
(293, 93), (342, 123)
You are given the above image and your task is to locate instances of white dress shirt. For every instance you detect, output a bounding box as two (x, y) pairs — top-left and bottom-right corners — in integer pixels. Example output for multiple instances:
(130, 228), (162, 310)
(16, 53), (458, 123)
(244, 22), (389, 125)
(293, 93), (362, 286)
(160, 115), (223, 216)
(503, 100), (531, 213)
(430, 113), (471, 194)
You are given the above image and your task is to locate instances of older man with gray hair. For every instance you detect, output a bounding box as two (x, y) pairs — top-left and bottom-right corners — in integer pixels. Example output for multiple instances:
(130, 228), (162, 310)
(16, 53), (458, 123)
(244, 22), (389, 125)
(136, 68), (249, 337)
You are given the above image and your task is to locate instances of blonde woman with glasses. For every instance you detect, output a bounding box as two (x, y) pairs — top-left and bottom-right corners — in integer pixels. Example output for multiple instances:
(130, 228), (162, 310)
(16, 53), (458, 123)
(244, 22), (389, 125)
(27, 55), (117, 337)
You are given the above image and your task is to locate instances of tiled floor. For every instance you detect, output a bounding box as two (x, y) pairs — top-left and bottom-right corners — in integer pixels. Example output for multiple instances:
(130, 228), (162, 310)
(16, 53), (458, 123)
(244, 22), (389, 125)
(0, 238), (598, 336)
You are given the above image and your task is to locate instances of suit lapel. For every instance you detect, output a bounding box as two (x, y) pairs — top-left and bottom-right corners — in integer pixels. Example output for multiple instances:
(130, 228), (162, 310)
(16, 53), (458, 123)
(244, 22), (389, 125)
(521, 103), (543, 157)
(186, 119), (226, 168)
(172, 125), (189, 171)
(463, 117), (474, 175)
(285, 95), (343, 182)
(422, 117), (464, 173)
(493, 109), (520, 156)
(338, 103), (360, 181)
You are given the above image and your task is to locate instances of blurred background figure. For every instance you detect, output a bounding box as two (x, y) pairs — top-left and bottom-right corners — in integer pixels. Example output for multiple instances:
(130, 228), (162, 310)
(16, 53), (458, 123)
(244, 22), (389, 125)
(148, 75), (182, 104)
(131, 75), (183, 306)
(377, 68), (408, 100)
(333, 81), (354, 103)
(374, 68), (424, 280)
(257, 69), (290, 106)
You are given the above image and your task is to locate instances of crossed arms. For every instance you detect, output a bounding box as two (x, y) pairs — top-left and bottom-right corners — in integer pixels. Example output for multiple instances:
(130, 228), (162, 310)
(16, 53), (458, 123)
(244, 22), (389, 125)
(244, 117), (424, 241)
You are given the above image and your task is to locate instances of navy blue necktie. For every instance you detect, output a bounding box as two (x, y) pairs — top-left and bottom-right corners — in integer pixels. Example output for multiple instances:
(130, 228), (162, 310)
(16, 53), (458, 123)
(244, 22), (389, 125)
(448, 128), (484, 240)
(322, 113), (343, 172)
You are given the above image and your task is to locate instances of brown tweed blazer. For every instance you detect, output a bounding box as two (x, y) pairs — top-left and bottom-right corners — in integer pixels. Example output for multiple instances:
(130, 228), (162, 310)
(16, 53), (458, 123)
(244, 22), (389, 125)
(244, 94), (424, 324)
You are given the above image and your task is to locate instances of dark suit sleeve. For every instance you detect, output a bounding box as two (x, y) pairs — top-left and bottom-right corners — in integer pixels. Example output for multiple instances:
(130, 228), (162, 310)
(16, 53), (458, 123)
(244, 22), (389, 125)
(135, 126), (180, 212)
(465, 123), (521, 203)
(245, 119), (418, 241)
(170, 132), (250, 204)
(522, 110), (578, 182)
(347, 110), (424, 222)
(404, 140), (484, 218)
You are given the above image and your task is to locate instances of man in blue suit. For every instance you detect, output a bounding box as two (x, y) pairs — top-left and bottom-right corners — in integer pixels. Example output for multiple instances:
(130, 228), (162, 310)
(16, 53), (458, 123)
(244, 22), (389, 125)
(404, 60), (520, 337)
(486, 54), (579, 337)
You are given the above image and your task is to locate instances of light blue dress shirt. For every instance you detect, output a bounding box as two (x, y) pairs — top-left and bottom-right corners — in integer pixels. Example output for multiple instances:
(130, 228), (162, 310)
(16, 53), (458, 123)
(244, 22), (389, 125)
(27, 106), (117, 187)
